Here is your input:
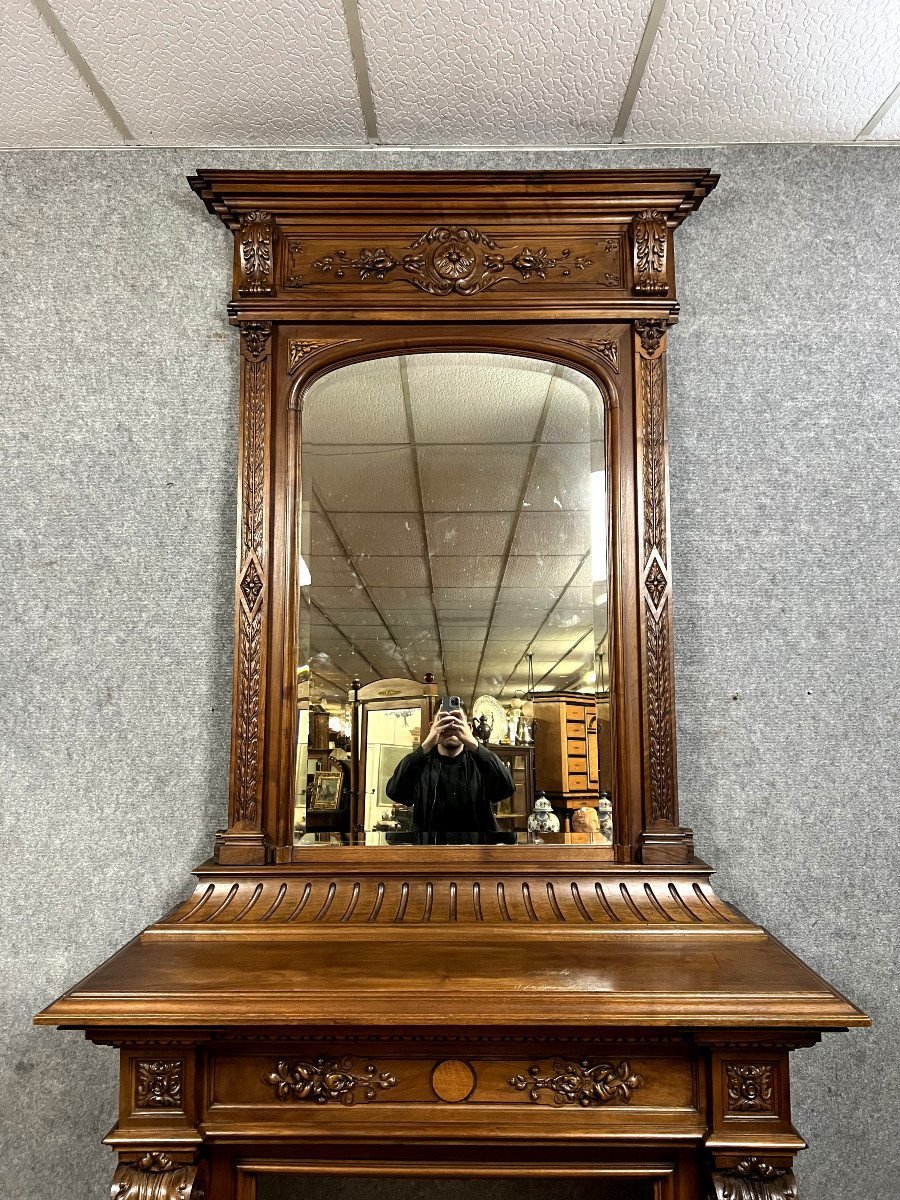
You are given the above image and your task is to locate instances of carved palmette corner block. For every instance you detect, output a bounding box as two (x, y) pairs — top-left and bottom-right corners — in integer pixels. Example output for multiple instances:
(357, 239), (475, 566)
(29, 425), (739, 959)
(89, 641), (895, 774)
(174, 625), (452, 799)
(264, 1056), (399, 1105)
(631, 210), (669, 295)
(134, 1059), (183, 1110)
(709, 1158), (797, 1200)
(508, 1058), (643, 1106)
(238, 210), (275, 297)
(111, 1153), (205, 1200)
(725, 1063), (776, 1114)
(287, 337), (359, 374)
(634, 318), (667, 359)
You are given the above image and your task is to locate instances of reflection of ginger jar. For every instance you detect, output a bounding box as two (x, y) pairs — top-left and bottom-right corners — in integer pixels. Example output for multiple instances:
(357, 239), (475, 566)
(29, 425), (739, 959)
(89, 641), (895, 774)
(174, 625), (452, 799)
(597, 794), (613, 843)
(527, 794), (560, 834)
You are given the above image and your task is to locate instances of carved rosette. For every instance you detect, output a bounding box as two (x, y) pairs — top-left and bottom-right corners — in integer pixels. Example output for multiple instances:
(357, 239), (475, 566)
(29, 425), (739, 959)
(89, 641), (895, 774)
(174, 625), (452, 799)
(264, 1057), (399, 1105)
(135, 1060), (183, 1109)
(636, 322), (676, 828)
(725, 1064), (775, 1114)
(296, 226), (620, 294)
(238, 210), (274, 296)
(631, 210), (669, 295)
(508, 1058), (643, 1106)
(111, 1153), (205, 1200)
(709, 1158), (797, 1200)
(230, 322), (272, 828)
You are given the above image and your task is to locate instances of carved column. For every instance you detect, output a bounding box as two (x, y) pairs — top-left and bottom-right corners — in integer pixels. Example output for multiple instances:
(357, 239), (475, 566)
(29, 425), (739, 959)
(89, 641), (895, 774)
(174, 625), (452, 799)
(218, 321), (273, 864)
(634, 319), (693, 863)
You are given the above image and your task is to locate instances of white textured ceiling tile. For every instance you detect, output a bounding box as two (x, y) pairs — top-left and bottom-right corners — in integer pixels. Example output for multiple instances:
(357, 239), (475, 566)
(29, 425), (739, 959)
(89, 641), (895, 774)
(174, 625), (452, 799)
(869, 99), (900, 139)
(629, 0), (900, 142)
(0, 0), (121, 146)
(50, 0), (366, 145)
(361, 0), (654, 144)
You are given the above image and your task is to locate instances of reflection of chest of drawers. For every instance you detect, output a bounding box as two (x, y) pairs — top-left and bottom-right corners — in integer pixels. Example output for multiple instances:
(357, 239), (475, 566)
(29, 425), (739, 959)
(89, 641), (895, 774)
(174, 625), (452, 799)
(533, 693), (602, 814)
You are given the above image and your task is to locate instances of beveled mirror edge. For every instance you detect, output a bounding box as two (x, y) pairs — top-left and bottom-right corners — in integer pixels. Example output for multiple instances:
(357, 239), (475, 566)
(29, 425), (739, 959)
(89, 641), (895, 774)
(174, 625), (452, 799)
(187, 169), (720, 869)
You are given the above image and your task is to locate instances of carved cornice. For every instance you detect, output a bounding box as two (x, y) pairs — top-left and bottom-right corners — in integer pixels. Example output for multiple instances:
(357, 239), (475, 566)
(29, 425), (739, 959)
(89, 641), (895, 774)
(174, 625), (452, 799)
(509, 1058), (642, 1106)
(709, 1158), (797, 1200)
(725, 1063), (775, 1114)
(135, 1060), (183, 1109)
(264, 1057), (398, 1105)
(289, 226), (621, 295)
(112, 1154), (205, 1200)
(238, 210), (274, 297)
(631, 210), (669, 295)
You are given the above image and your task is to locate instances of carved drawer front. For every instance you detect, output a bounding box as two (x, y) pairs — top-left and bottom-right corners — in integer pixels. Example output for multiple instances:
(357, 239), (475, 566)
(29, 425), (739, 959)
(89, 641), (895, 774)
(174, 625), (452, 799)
(207, 1048), (698, 1131)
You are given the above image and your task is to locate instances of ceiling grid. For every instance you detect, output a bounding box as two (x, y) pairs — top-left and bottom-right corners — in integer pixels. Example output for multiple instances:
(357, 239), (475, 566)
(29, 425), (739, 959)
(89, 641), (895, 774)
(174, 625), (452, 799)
(3, 0), (897, 145)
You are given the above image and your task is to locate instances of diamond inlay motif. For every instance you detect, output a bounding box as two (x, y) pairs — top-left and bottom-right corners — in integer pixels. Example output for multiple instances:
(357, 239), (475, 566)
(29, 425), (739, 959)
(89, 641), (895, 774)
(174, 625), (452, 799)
(240, 558), (263, 613)
(644, 555), (668, 611)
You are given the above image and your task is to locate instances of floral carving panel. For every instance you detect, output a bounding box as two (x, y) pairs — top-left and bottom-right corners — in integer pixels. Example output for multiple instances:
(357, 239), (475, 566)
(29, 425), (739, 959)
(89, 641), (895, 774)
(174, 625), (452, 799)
(282, 227), (622, 294)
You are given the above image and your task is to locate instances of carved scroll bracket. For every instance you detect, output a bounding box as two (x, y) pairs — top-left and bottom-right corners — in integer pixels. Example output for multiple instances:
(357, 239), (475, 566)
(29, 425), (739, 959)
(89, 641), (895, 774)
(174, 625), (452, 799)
(709, 1157), (797, 1200)
(112, 1153), (206, 1200)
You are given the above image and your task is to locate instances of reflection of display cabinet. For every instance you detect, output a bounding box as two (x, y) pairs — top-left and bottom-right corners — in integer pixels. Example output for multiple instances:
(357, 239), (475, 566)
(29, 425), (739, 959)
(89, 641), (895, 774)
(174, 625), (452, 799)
(533, 692), (602, 822)
(489, 744), (534, 830)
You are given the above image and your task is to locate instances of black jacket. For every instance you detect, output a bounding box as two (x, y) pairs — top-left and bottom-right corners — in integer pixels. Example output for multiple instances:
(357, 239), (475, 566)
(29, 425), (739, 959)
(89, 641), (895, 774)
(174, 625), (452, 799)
(385, 743), (515, 835)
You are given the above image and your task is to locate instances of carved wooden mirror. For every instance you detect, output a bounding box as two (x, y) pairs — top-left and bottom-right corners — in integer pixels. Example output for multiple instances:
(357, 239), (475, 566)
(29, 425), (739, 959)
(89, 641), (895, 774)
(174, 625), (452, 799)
(191, 170), (703, 867)
(37, 171), (867, 1200)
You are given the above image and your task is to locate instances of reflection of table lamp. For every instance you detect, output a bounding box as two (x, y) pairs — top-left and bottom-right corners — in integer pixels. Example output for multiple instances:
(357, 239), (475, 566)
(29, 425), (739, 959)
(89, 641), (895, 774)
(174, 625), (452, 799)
(509, 697), (523, 745)
(521, 652), (535, 743)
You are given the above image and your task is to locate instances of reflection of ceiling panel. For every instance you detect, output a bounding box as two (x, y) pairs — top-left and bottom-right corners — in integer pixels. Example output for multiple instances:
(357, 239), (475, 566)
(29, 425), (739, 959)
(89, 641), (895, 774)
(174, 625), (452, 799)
(304, 358), (409, 444)
(306, 445), (418, 512)
(302, 352), (608, 704)
(418, 444), (531, 512)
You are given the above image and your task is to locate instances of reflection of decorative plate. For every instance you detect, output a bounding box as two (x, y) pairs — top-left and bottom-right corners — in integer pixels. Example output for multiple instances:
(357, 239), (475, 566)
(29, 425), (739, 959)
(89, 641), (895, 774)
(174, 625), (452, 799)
(472, 695), (508, 739)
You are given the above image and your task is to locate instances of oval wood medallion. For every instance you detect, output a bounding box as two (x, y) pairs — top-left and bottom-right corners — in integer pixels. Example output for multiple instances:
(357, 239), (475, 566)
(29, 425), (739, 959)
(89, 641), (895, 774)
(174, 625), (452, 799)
(430, 1059), (476, 1103)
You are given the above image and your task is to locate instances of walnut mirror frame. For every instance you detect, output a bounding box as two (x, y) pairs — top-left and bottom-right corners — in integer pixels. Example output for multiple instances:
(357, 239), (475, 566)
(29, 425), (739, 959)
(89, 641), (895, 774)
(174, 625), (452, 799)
(195, 170), (704, 868)
(36, 171), (868, 1200)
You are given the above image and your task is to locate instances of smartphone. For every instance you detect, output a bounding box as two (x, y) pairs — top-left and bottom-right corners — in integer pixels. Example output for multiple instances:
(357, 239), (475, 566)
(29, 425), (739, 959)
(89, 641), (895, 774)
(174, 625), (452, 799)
(439, 696), (462, 712)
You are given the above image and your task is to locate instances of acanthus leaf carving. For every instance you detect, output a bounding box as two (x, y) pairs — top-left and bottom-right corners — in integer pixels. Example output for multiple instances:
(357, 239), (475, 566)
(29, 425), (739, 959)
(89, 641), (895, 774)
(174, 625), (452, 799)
(135, 1060), (183, 1109)
(238, 210), (274, 297)
(725, 1063), (776, 1114)
(287, 338), (360, 374)
(111, 1153), (205, 1200)
(631, 209), (669, 295)
(709, 1158), (797, 1200)
(264, 1057), (399, 1105)
(508, 1058), (643, 1106)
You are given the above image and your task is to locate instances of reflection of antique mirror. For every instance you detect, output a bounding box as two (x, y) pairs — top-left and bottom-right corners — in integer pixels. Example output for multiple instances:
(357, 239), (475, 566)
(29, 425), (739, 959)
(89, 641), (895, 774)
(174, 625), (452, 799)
(292, 352), (611, 846)
(38, 172), (867, 1200)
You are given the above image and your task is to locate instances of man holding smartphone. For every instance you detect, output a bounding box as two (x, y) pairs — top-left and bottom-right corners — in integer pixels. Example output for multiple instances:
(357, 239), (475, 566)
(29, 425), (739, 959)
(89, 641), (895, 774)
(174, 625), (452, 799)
(385, 699), (515, 843)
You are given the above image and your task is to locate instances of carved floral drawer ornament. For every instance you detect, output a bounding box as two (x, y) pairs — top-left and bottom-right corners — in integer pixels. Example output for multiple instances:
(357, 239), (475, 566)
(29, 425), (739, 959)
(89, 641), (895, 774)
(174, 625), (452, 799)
(35, 170), (867, 1200)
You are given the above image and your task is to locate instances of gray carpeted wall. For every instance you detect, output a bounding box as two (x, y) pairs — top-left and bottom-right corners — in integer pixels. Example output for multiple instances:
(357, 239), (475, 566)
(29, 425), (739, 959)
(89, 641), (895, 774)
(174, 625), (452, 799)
(1, 146), (897, 1200)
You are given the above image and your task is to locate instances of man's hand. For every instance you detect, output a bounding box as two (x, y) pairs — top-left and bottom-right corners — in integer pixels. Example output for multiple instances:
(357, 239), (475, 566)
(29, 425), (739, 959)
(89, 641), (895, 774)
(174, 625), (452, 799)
(421, 708), (478, 751)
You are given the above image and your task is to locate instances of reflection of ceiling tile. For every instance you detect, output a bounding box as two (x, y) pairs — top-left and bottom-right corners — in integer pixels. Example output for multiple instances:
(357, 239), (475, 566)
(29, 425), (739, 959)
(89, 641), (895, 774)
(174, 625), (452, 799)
(407, 353), (555, 442)
(353, 556), (430, 587)
(304, 357), (408, 443)
(306, 444), (417, 512)
(523, 441), (593, 511)
(430, 555), (504, 587)
(418, 444), (531, 512)
(512, 510), (591, 555)
(426, 512), (515, 555)
(503, 554), (586, 587)
(332, 513), (425, 556)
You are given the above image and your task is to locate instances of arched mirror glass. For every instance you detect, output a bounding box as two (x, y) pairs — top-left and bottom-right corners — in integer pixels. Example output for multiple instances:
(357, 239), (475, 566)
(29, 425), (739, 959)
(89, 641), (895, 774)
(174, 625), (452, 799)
(293, 352), (613, 848)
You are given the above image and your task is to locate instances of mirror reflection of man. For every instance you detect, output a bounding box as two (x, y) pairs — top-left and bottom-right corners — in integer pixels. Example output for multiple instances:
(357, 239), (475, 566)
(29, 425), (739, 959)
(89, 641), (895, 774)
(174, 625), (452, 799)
(385, 704), (515, 843)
